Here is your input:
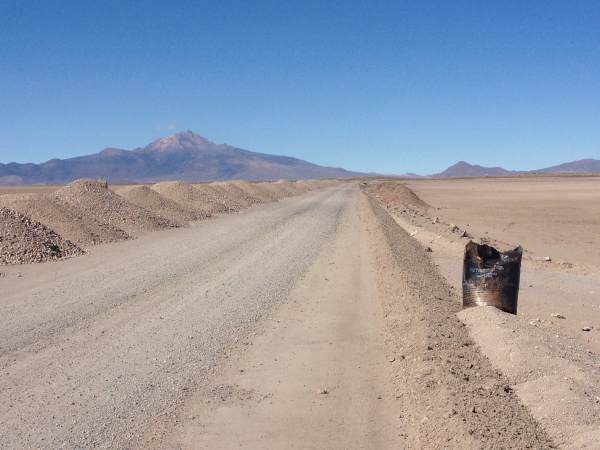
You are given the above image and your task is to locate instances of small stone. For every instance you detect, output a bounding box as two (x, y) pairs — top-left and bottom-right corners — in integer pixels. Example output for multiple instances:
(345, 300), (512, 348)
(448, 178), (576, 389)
(425, 247), (433, 252)
(317, 388), (329, 395)
(444, 409), (457, 419)
(582, 326), (593, 332)
(551, 313), (565, 319)
(544, 256), (552, 262)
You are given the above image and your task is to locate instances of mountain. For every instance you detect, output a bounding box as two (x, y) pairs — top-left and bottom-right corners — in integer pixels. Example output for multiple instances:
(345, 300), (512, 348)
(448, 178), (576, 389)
(0, 131), (362, 185)
(432, 158), (600, 178)
(433, 161), (515, 178)
(534, 159), (600, 174)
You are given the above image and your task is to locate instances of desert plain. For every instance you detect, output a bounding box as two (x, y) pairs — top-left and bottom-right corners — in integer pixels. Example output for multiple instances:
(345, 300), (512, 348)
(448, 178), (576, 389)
(0, 176), (598, 449)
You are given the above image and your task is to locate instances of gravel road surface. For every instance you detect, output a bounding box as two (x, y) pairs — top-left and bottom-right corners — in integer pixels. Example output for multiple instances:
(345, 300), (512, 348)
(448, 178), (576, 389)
(1, 188), (347, 449)
(0, 186), (553, 449)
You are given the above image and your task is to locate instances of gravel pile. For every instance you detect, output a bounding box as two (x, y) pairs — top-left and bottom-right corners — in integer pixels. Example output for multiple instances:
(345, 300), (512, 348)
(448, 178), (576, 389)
(230, 180), (280, 202)
(0, 207), (83, 265)
(194, 183), (244, 212)
(0, 192), (130, 246)
(56, 179), (177, 235)
(115, 186), (195, 226)
(274, 180), (303, 197)
(292, 180), (314, 193)
(210, 182), (264, 208)
(254, 182), (292, 200)
(367, 181), (430, 210)
(151, 181), (223, 217)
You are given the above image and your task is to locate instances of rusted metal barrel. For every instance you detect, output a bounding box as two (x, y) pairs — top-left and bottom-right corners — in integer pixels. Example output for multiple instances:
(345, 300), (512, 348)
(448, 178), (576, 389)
(462, 241), (522, 314)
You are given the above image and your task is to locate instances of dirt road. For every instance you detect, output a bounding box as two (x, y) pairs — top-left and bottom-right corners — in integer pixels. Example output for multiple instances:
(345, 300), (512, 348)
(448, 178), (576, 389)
(0, 186), (551, 449)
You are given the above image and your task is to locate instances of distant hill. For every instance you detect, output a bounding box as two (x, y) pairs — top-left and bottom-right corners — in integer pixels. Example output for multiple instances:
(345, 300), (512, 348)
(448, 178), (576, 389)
(432, 159), (600, 178)
(534, 159), (600, 174)
(0, 131), (363, 185)
(433, 161), (515, 178)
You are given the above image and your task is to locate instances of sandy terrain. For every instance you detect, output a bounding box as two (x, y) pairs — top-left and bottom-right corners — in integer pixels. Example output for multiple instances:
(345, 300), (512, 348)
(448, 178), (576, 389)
(364, 179), (600, 448)
(406, 176), (600, 271)
(0, 185), (553, 449)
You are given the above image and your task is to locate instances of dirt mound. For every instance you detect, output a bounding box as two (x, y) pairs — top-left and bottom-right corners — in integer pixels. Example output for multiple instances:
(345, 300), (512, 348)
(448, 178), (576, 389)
(293, 180), (314, 193)
(0, 192), (129, 246)
(274, 180), (303, 196)
(151, 181), (224, 217)
(115, 186), (195, 226)
(253, 182), (293, 200)
(194, 183), (244, 212)
(367, 181), (430, 209)
(56, 179), (177, 235)
(230, 181), (280, 202)
(368, 198), (554, 448)
(210, 182), (264, 208)
(0, 207), (83, 265)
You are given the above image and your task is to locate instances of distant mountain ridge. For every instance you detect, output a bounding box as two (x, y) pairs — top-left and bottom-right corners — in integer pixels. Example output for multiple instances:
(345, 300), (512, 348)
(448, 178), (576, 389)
(0, 131), (363, 185)
(534, 158), (600, 174)
(432, 159), (600, 178)
(433, 161), (514, 178)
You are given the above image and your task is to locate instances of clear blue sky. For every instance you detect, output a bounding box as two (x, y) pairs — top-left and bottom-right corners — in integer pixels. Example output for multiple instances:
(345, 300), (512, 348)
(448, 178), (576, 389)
(1, 0), (599, 174)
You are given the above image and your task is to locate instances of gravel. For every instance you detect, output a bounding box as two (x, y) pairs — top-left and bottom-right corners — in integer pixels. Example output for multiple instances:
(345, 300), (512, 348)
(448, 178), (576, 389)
(0, 207), (83, 265)
(193, 183), (245, 212)
(0, 179), (338, 268)
(151, 181), (224, 217)
(0, 192), (130, 246)
(56, 179), (178, 235)
(230, 180), (281, 202)
(366, 181), (430, 209)
(274, 179), (304, 196)
(0, 187), (346, 449)
(115, 185), (195, 226)
(254, 182), (293, 200)
(210, 182), (264, 208)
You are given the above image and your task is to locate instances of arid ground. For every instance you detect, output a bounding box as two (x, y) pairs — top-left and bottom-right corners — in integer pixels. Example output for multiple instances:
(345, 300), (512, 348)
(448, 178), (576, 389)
(406, 176), (600, 270)
(1, 177), (598, 449)
(369, 176), (600, 448)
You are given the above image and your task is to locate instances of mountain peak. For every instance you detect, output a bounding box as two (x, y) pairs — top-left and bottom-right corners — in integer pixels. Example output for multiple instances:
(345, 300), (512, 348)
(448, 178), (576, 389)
(0, 130), (359, 184)
(144, 130), (214, 153)
(434, 161), (513, 178)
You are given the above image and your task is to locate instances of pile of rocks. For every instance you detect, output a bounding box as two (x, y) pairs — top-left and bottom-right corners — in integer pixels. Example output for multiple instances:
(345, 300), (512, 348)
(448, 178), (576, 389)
(367, 181), (430, 210)
(0, 207), (83, 265)
(0, 192), (129, 246)
(56, 179), (177, 234)
(1, 177), (338, 266)
(195, 184), (245, 212)
(152, 181), (222, 218)
(210, 182), (263, 208)
(115, 185), (195, 226)
(230, 180), (280, 202)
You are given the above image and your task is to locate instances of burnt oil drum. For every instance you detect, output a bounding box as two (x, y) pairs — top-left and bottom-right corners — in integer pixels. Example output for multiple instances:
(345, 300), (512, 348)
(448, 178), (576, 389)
(462, 241), (523, 314)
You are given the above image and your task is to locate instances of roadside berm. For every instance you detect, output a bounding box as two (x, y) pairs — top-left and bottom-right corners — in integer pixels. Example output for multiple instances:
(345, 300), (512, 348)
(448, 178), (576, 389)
(364, 179), (600, 448)
(0, 178), (332, 265)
